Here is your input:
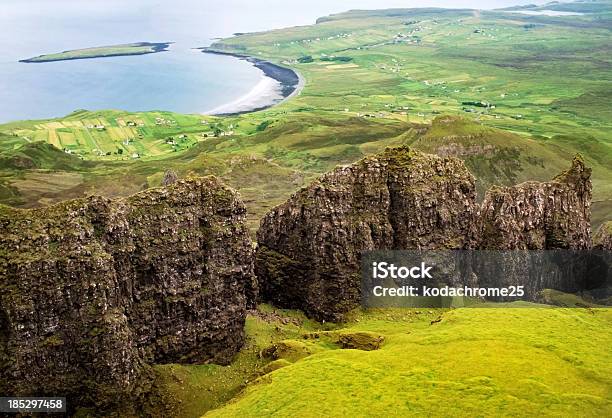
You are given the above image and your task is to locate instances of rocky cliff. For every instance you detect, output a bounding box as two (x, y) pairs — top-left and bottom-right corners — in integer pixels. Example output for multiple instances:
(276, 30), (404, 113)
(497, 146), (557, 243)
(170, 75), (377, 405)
(593, 221), (612, 250)
(256, 147), (479, 321)
(479, 155), (592, 250)
(475, 156), (593, 298)
(256, 148), (594, 321)
(592, 222), (612, 302)
(0, 176), (255, 411)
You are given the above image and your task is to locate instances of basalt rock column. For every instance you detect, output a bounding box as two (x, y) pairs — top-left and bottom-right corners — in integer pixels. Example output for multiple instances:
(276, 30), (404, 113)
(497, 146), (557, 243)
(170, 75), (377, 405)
(0, 176), (255, 411)
(478, 155), (592, 250)
(256, 147), (479, 321)
(593, 221), (612, 251)
(474, 156), (592, 298)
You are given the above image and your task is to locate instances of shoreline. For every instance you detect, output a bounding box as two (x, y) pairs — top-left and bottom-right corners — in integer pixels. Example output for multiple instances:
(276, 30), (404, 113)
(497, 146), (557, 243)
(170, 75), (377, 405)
(15, 43), (304, 118)
(19, 42), (173, 64)
(199, 48), (304, 116)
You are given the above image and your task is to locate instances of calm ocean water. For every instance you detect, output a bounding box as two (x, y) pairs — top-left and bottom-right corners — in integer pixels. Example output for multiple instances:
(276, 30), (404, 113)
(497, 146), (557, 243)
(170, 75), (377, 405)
(0, 0), (546, 123)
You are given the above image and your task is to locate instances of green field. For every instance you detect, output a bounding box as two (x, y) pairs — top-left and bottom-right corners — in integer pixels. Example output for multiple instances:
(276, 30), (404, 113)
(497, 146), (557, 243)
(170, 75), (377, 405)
(2, 2), (610, 230)
(20, 42), (171, 63)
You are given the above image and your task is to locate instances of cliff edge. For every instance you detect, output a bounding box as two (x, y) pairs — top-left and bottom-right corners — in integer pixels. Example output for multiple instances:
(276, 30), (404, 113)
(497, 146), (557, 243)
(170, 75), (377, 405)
(256, 147), (593, 321)
(0, 176), (255, 411)
(256, 146), (479, 321)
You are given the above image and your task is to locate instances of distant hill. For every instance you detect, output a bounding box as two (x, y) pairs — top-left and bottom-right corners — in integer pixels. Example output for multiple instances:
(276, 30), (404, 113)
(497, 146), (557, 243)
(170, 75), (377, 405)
(0, 141), (91, 171)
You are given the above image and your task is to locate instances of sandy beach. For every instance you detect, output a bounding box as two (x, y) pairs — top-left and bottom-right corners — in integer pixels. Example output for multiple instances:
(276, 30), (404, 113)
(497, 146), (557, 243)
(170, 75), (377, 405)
(200, 49), (304, 116)
(204, 74), (284, 115)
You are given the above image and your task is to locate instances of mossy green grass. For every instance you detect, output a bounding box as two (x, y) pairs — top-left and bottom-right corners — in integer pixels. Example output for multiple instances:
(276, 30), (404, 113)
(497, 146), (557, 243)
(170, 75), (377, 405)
(146, 304), (612, 417)
(208, 307), (612, 417)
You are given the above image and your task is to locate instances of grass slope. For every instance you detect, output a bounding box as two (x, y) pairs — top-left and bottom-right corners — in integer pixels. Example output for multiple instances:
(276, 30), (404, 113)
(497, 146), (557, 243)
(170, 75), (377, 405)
(144, 304), (612, 418)
(0, 110), (412, 232)
(1, 111), (610, 231)
(209, 1), (612, 220)
(206, 307), (612, 417)
(149, 306), (337, 417)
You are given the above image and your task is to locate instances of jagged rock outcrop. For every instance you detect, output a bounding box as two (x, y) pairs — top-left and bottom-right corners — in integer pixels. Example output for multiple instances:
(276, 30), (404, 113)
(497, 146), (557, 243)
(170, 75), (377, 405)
(475, 156), (593, 298)
(593, 221), (612, 250)
(592, 222), (612, 303)
(162, 169), (179, 186)
(0, 176), (255, 411)
(256, 148), (594, 321)
(479, 155), (591, 250)
(256, 147), (479, 321)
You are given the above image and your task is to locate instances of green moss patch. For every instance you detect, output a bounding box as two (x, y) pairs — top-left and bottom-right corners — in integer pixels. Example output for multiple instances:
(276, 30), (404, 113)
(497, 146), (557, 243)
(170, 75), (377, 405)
(335, 331), (385, 351)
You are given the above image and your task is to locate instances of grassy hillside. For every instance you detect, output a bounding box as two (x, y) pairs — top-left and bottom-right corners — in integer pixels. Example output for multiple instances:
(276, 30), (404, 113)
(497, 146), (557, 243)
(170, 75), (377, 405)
(140, 304), (612, 418)
(407, 116), (612, 202)
(207, 2), (612, 222)
(1, 110), (210, 160)
(2, 112), (609, 230)
(212, 3), (611, 151)
(1, 3), (610, 228)
(0, 110), (412, 232)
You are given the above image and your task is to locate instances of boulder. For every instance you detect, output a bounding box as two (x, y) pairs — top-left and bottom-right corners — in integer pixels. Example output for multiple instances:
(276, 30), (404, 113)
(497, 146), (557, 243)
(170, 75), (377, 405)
(261, 340), (311, 362)
(162, 169), (179, 186)
(336, 331), (385, 351)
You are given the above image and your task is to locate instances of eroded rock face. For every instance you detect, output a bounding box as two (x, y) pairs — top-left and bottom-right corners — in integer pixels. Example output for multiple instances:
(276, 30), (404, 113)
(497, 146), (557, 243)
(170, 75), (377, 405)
(474, 157), (593, 297)
(162, 169), (179, 186)
(479, 156), (592, 250)
(256, 148), (594, 321)
(256, 147), (479, 321)
(0, 177), (255, 411)
(593, 222), (612, 250)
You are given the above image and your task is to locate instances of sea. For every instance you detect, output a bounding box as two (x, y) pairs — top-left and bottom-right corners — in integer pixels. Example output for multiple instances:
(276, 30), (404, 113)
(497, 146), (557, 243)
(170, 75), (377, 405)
(0, 0), (548, 123)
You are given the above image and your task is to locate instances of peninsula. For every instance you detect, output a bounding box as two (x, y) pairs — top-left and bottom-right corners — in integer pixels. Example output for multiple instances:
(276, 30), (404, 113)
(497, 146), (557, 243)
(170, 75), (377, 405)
(20, 42), (172, 63)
